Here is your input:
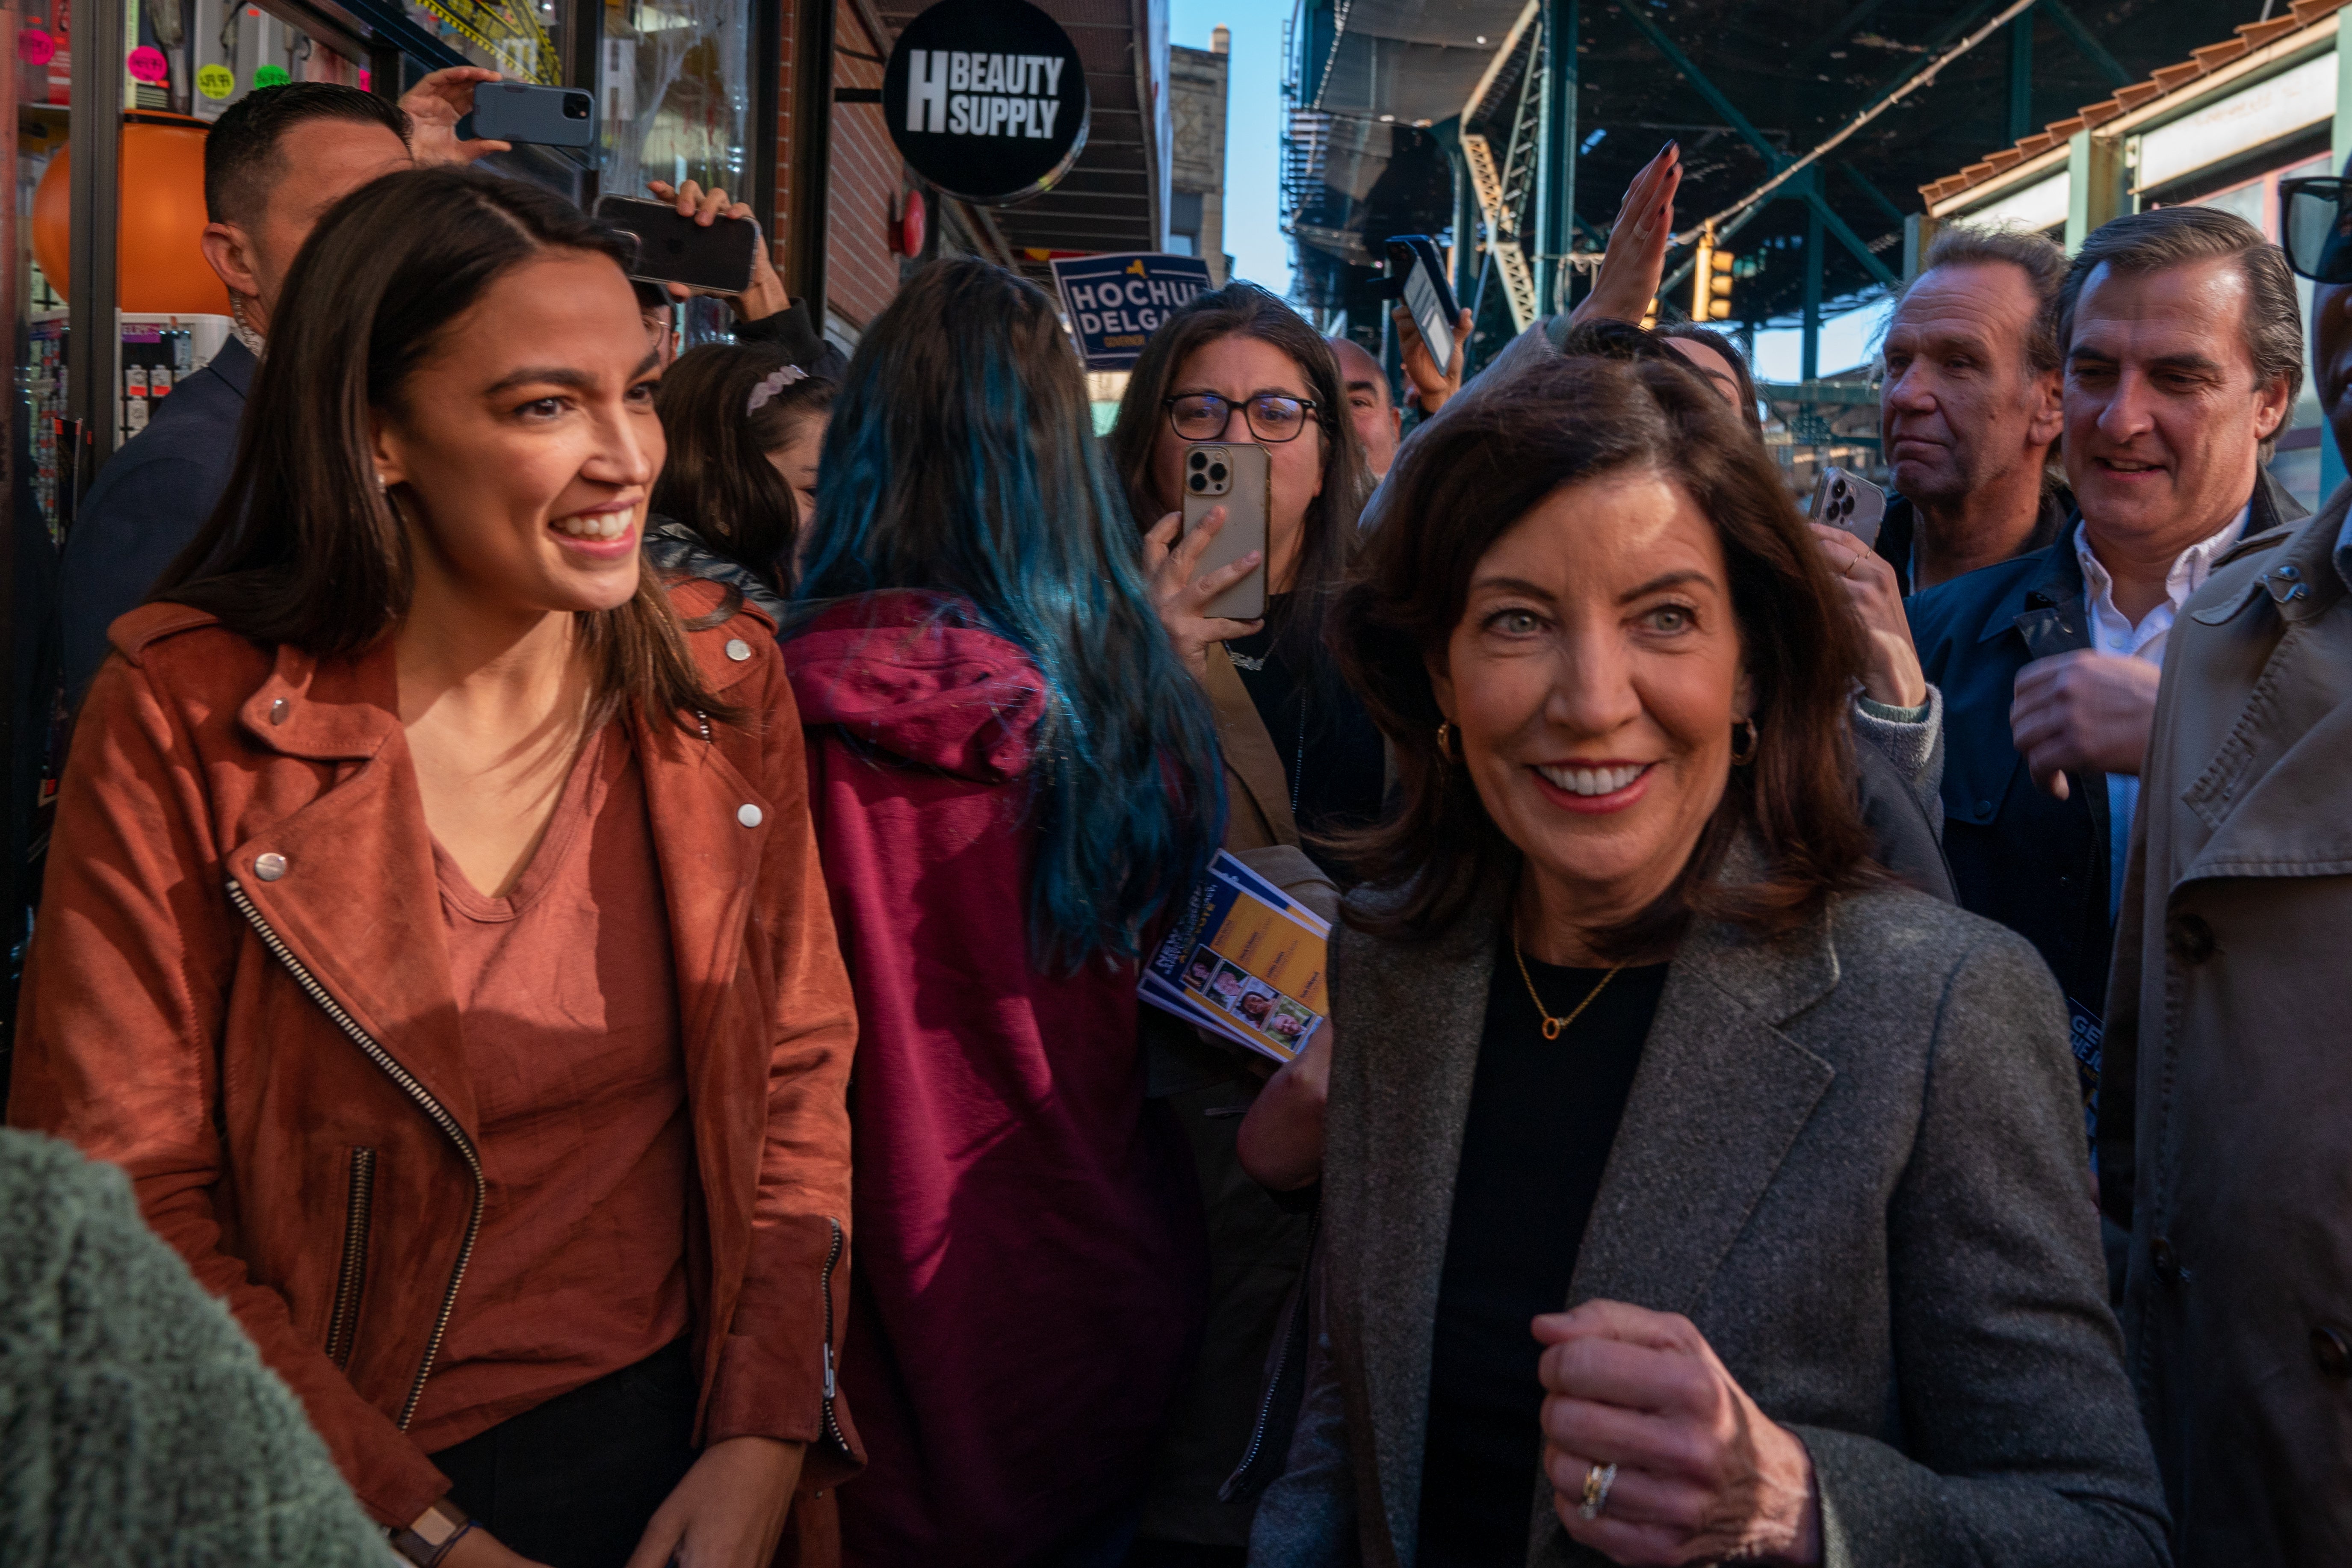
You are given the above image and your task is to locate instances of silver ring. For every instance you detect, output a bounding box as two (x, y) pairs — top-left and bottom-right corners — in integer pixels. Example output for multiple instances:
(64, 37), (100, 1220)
(1577, 1461), (1619, 1521)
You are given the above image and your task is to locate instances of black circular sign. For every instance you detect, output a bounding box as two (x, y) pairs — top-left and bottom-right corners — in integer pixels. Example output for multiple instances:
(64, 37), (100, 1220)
(883, 0), (1089, 207)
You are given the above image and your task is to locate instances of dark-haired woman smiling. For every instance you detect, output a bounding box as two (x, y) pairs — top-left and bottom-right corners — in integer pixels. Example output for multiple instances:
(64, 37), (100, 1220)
(1246, 354), (2166, 1568)
(9, 168), (857, 1568)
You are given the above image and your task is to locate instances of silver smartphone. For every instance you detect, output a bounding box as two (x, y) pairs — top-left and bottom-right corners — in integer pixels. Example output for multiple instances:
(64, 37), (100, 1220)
(1182, 442), (1270, 622)
(1807, 466), (1887, 551)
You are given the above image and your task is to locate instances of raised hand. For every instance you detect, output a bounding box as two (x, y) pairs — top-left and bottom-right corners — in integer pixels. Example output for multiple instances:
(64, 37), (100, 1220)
(1566, 143), (1683, 330)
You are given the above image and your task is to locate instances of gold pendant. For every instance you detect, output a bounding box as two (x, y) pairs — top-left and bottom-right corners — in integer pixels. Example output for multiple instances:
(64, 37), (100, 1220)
(1541, 1017), (1564, 1041)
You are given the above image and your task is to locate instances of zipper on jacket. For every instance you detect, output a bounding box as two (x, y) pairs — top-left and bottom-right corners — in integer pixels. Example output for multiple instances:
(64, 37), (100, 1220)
(820, 1216), (848, 1453)
(227, 877), (486, 1430)
(324, 1146), (377, 1369)
(1226, 1205), (1321, 1493)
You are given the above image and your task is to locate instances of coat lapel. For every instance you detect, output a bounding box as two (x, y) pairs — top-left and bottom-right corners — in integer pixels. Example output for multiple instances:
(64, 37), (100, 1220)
(1568, 909), (1839, 1319)
(224, 642), (478, 1131)
(2175, 502), (2352, 885)
(1204, 645), (1300, 848)
(1330, 907), (1495, 1566)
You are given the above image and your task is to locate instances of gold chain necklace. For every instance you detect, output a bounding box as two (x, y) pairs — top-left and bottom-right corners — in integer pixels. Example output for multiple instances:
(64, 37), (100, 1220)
(1512, 924), (1624, 1041)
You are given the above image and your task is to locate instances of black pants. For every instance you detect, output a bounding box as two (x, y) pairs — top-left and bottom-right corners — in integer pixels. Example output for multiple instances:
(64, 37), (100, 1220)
(431, 1340), (699, 1568)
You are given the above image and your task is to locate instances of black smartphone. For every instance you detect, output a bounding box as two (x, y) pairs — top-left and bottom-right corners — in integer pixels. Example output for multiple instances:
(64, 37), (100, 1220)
(592, 196), (760, 295)
(460, 81), (598, 150)
(1386, 235), (1461, 372)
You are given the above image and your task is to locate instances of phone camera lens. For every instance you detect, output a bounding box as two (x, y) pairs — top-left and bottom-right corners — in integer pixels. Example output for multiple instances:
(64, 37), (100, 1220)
(564, 93), (591, 119)
(1188, 473), (1208, 492)
(1209, 464), (1228, 483)
(1188, 451), (1206, 470)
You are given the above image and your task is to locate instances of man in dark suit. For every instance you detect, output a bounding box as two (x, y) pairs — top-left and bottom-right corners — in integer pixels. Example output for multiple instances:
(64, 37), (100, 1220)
(1909, 207), (2303, 1036)
(57, 71), (499, 699)
(1872, 225), (2073, 596)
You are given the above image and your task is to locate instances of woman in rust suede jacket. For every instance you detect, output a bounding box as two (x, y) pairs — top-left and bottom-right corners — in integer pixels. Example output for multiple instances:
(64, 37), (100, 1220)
(8, 168), (858, 1568)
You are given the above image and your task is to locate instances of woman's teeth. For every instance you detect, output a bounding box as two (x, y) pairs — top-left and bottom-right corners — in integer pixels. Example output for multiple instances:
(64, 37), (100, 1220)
(553, 513), (631, 541)
(1536, 762), (1646, 796)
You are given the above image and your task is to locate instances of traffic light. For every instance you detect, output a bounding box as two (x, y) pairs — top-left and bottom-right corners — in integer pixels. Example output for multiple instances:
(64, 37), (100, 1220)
(1706, 248), (1734, 321)
(1692, 221), (1734, 322)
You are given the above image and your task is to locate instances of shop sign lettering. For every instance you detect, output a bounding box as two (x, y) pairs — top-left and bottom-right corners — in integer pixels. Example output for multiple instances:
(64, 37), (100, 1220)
(885, 0), (1088, 205)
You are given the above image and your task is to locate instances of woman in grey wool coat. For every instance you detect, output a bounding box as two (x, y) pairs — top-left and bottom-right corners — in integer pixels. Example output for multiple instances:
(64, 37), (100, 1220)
(1238, 353), (2169, 1568)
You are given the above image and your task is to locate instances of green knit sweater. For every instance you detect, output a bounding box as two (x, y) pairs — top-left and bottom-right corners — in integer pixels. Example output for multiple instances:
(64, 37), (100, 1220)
(0, 1129), (393, 1565)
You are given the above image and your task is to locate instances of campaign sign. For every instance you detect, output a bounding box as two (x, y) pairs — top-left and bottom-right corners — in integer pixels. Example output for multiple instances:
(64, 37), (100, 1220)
(884, 0), (1088, 206)
(1051, 253), (1214, 369)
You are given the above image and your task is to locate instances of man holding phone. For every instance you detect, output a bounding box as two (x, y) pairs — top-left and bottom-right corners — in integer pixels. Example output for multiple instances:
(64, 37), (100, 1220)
(57, 68), (508, 702)
(638, 180), (846, 380)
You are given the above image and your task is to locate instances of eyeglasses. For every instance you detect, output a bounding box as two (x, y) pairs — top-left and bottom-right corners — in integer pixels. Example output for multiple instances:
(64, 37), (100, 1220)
(2281, 177), (2352, 283)
(1164, 391), (1320, 444)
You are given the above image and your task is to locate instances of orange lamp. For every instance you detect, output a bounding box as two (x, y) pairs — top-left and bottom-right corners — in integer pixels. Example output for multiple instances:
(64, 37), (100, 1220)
(33, 111), (232, 315)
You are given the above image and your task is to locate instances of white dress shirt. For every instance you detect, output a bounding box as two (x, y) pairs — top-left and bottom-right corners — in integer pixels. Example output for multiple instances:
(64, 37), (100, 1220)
(2071, 507), (2249, 919)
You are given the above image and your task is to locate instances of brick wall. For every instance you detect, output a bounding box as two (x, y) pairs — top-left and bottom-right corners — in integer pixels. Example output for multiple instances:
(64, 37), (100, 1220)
(824, 0), (904, 334)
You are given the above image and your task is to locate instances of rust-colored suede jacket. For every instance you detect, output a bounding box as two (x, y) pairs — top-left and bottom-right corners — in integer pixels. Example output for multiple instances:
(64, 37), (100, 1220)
(9, 583), (860, 1540)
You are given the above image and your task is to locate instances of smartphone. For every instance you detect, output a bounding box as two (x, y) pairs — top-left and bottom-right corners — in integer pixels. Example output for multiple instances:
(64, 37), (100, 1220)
(1807, 466), (1887, 551)
(461, 81), (598, 150)
(1182, 442), (1271, 622)
(592, 195), (760, 295)
(1386, 235), (1462, 372)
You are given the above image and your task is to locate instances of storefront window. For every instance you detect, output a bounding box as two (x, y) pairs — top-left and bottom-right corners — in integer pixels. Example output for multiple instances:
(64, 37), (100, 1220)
(599, 0), (747, 203)
(404, 0), (564, 84)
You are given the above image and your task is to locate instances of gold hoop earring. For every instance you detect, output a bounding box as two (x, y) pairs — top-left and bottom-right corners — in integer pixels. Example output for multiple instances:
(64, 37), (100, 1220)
(1435, 721), (1457, 761)
(1730, 719), (1759, 767)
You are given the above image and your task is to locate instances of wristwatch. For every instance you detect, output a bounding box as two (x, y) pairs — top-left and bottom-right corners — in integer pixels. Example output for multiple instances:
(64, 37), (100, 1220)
(387, 1497), (474, 1567)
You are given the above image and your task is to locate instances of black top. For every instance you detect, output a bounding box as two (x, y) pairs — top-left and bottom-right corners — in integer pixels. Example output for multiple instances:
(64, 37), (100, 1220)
(1221, 594), (1386, 856)
(1415, 950), (1671, 1568)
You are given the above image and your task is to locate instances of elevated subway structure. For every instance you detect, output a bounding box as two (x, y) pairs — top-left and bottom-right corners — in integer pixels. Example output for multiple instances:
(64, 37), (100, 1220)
(1280, 0), (2272, 390)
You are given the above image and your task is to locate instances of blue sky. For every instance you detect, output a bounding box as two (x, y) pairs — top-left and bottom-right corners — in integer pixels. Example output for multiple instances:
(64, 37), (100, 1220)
(1170, 0), (1293, 295)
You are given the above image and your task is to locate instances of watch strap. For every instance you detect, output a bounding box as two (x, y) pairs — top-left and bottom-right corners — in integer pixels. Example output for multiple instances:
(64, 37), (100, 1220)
(387, 1497), (473, 1567)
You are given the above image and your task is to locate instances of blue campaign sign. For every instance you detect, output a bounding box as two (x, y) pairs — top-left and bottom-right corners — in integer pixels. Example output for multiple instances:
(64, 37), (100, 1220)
(1050, 252), (1215, 369)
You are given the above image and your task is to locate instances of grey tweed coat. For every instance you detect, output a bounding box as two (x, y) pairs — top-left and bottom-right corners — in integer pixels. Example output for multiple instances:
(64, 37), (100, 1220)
(1247, 881), (2170, 1568)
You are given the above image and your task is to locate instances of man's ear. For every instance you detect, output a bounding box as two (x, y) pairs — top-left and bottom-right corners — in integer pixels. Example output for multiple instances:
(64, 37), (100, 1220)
(2026, 367), (2063, 448)
(199, 221), (261, 301)
(2254, 372), (2294, 443)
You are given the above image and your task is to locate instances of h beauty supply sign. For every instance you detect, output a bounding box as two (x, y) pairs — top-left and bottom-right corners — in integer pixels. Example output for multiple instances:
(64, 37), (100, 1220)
(885, 0), (1089, 205)
(1052, 253), (1215, 369)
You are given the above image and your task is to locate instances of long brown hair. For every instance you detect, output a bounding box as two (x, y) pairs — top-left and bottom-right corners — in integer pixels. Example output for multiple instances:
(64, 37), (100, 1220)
(1331, 353), (1880, 952)
(1104, 282), (1372, 671)
(154, 166), (728, 729)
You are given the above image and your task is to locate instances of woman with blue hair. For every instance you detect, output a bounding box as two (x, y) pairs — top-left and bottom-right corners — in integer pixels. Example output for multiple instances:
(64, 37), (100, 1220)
(777, 256), (1228, 1568)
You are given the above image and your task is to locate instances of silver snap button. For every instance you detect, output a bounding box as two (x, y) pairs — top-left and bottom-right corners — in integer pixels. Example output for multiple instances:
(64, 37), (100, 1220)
(254, 852), (288, 881)
(725, 638), (752, 662)
(737, 803), (763, 828)
(268, 697), (289, 725)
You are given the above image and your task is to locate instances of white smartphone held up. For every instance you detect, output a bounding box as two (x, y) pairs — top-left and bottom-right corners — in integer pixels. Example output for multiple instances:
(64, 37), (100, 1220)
(1807, 466), (1887, 551)
(1182, 442), (1271, 622)
(1385, 235), (1461, 373)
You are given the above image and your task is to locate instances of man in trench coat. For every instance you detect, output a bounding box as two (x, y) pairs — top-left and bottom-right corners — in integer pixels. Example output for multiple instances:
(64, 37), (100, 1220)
(2100, 193), (2352, 1564)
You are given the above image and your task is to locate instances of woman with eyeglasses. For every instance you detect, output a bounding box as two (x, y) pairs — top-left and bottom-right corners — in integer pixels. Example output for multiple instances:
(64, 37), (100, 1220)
(1103, 285), (1375, 1561)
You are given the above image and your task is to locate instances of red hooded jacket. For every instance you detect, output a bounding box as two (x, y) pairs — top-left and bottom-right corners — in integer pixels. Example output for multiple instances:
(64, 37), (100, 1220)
(784, 592), (1206, 1567)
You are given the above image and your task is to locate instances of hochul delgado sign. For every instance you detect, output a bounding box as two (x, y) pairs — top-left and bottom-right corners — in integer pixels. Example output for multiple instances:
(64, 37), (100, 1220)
(1051, 253), (1216, 370)
(884, 0), (1089, 205)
